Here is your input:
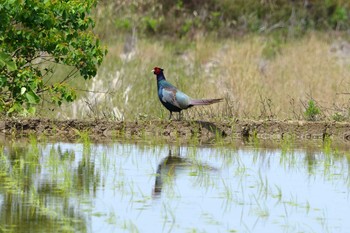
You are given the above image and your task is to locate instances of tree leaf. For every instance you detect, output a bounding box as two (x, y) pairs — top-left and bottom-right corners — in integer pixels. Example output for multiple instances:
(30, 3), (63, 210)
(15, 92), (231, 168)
(0, 51), (17, 71)
(7, 103), (21, 114)
(28, 106), (36, 115)
(21, 87), (26, 95)
(25, 90), (40, 104)
(1, 1), (105, 114)
(0, 52), (9, 65)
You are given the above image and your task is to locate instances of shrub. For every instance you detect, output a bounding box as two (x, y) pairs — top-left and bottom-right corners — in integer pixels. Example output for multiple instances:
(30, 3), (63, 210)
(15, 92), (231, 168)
(0, 0), (107, 115)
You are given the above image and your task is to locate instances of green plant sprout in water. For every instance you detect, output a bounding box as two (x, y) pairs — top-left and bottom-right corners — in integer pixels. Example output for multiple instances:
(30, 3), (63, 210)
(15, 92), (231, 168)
(74, 129), (91, 148)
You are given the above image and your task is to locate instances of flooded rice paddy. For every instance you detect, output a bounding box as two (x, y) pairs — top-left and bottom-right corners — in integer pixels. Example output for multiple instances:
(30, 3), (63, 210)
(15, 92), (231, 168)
(1, 139), (350, 233)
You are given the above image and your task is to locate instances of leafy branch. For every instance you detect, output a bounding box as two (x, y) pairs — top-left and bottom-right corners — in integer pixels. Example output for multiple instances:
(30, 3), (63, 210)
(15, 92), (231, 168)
(0, 0), (107, 116)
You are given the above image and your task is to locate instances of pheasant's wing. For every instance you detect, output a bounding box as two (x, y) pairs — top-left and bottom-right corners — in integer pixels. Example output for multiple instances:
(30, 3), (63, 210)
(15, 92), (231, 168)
(161, 87), (181, 109)
(174, 90), (191, 109)
(161, 87), (190, 109)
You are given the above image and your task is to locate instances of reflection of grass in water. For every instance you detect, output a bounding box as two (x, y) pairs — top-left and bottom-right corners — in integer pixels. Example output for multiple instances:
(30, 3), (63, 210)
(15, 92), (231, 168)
(229, 148), (346, 232)
(272, 185), (283, 203)
(190, 161), (218, 192)
(99, 151), (109, 171)
(122, 220), (139, 233)
(106, 209), (117, 225)
(161, 202), (176, 230)
(323, 135), (332, 156)
(0, 141), (113, 232)
(252, 194), (270, 219)
(257, 170), (269, 200)
(221, 178), (233, 202)
(0, 147), (9, 175)
(0, 140), (88, 232)
(2, 140), (350, 232)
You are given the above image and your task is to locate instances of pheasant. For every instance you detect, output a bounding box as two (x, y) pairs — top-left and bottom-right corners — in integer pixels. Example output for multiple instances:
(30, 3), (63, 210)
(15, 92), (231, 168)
(152, 67), (222, 119)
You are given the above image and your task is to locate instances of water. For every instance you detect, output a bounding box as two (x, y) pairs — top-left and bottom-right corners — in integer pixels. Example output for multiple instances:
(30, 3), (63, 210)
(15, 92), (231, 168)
(1, 141), (350, 233)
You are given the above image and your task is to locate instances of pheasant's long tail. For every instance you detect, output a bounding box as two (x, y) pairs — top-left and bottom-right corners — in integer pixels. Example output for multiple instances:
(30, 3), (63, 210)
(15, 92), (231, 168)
(189, 98), (223, 106)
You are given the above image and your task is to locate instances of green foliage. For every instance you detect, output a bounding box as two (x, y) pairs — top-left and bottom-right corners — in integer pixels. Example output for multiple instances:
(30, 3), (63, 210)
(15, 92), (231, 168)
(0, 0), (106, 115)
(115, 18), (132, 31)
(330, 6), (348, 28)
(180, 19), (195, 37)
(0, 51), (17, 71)
(103, 0), (350, 38)
(304, 100), (321, 121)
(143, 16), (161, 33)
(331, 112), (347, 122)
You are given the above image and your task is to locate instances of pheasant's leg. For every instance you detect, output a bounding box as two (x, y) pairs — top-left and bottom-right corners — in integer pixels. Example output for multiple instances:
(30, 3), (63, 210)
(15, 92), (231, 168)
(168, 111), (173, 120)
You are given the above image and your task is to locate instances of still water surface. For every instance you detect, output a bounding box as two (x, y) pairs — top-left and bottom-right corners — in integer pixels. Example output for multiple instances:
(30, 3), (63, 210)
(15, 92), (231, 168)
(1, 141), (350, 232)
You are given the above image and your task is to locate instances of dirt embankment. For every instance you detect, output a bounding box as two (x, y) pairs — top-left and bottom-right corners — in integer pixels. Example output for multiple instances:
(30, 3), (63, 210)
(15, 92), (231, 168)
(1, 118), (350, 144)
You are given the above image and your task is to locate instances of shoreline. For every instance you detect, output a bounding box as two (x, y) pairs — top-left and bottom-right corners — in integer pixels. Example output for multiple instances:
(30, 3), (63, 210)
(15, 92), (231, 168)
(2, 118), (350, 145)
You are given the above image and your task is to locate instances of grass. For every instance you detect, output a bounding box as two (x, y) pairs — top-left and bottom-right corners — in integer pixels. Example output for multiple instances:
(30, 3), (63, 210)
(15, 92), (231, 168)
(36, 32), (350, 121)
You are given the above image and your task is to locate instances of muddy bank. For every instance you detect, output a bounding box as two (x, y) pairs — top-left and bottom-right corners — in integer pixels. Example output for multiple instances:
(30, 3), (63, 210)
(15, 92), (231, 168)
(1, 118), (350, 144)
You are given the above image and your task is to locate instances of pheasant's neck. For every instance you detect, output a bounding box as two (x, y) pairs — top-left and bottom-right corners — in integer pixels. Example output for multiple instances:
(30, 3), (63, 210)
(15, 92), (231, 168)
(156, 74), (166, 82)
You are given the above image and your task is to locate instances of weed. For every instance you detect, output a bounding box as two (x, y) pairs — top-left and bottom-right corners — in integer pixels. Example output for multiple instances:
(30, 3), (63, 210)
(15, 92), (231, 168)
(74, 129), (91, 147)
(332, 112), (347, 122)
(251, 130), (260, 148)
(281, 134), (295, 156)
(304, 100), (321, 121)
(259, 94), (276, 120)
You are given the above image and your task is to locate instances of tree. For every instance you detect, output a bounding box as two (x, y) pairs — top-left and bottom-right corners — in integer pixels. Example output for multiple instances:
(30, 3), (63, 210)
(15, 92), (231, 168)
(0, 0), (107, 115)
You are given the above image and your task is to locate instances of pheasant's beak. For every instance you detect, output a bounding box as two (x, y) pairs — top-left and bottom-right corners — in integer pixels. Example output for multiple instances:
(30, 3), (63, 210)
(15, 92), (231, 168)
(151, 69), (154, 73)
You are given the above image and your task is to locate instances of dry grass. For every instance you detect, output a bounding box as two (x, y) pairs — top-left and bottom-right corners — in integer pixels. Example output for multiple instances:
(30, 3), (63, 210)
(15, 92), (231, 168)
(218, 34), (350, 119)
(41, 33), (350, 121)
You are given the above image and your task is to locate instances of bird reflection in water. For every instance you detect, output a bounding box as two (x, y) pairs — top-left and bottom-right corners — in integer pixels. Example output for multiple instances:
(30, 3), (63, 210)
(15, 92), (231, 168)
(153, 150), (188, 196)
(153, 149), (217, 197)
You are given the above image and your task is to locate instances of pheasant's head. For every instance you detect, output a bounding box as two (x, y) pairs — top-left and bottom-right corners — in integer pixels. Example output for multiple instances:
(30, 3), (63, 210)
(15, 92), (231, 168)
(152, 67), (163, 75)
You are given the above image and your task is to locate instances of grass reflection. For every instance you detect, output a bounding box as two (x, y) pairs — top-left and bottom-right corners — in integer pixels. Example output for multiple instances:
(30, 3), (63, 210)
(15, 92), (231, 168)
(0, 140), (94, 233)
(0, 140), (349, 232)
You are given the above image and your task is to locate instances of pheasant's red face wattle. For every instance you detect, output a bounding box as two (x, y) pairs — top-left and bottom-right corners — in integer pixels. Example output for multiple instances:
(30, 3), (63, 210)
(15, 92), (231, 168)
(153, 67), (163, 75)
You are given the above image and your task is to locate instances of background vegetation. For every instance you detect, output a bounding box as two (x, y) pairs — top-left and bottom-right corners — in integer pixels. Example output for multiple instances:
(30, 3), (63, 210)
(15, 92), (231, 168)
(94, 0), (350, 39)
(2, 0), (350, 121)
(0, 0), (106, 115)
